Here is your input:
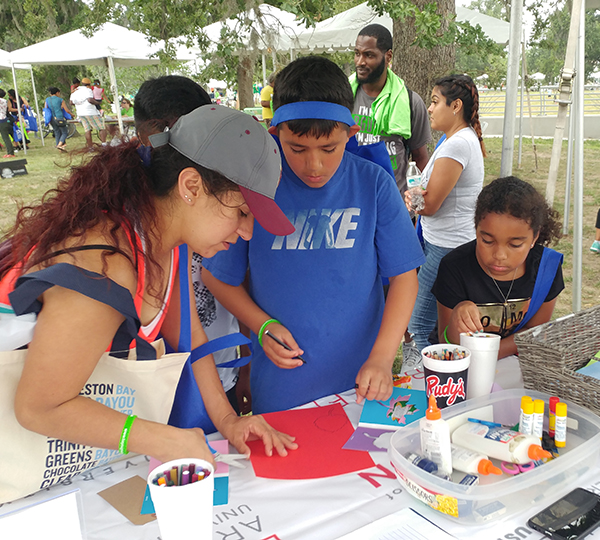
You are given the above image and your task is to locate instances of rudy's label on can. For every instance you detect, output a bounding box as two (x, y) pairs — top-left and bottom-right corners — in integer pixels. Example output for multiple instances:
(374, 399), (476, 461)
(464, 424), (518, 443)
(425, 374), (467, 408)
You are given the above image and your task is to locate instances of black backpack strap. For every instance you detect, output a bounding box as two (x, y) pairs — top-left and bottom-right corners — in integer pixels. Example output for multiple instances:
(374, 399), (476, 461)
(9, 263), (156, 359)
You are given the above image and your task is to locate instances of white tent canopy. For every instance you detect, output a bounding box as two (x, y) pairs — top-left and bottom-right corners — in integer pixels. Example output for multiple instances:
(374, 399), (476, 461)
(9, 23), (164, 134)
(295, 2), (510, 53)
(1, 48), (43, 150)
(202, 4), (303, 54)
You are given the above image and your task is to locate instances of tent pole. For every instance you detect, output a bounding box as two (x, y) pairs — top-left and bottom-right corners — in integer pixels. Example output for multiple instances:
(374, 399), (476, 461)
(517, 34), (525, 168)
(10, 63), (26, 156)
(29, 66), (44, 147)
(545, 0), (583, 205)
(563, 103), (575, 235)
(572, 3), (585, 313)
(500, 0), (523, 176)
(106, 56), (124, 135)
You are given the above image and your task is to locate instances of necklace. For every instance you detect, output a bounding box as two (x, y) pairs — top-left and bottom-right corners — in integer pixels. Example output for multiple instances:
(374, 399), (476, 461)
(490, 267), (518, 307)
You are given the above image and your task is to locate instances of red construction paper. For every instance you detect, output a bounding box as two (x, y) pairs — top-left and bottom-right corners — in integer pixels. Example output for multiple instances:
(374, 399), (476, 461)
(247, 403), (375, 479)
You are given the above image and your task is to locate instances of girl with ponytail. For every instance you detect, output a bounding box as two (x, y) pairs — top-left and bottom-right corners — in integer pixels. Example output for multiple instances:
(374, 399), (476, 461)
(0, 105), (297, 496)
(403, 74), (486, 357)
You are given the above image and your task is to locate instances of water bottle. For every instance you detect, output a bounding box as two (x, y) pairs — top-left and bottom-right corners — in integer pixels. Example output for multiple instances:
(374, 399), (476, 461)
(406, 161), (422, 189)
(406, 161), (425, 212)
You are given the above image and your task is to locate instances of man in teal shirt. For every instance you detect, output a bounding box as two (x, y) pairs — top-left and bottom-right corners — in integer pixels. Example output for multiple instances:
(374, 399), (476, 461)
(351, 23), (431, 200)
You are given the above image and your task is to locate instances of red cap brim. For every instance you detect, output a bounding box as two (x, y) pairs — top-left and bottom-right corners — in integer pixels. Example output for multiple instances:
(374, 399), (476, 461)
(239, 186), (295, 236)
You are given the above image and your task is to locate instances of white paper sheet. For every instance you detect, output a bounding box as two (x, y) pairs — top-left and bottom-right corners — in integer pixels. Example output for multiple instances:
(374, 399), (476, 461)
(334, 507), (456, 540)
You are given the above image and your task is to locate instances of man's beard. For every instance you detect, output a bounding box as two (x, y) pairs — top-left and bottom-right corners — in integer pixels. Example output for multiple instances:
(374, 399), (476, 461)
(356, 56), (386, 84)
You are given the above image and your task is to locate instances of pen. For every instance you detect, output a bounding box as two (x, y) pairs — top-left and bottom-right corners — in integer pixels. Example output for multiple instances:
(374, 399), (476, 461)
(467, 418), (505, 428)
(264, 329), (306, 363)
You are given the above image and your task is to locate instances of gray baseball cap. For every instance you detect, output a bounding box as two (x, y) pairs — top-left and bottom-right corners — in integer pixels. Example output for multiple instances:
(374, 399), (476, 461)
(148, 105), (294, 236)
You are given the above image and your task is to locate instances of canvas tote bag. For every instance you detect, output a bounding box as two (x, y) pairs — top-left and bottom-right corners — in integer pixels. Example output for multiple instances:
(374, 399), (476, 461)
(0, 263), (189, 504)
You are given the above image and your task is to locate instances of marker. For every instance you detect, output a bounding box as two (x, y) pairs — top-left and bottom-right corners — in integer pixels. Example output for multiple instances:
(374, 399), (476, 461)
(264, 330), (306, 363)
(467, 418), (504, 428)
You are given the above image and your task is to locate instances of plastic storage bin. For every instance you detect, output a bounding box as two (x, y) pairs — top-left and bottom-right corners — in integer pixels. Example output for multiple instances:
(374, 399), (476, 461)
(388, 388), (600, 525)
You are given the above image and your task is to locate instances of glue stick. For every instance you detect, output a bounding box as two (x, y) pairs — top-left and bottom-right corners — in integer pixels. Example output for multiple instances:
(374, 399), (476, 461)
(520, 399), (534, 435)
(548, 396), (560, 437)
(532, 399), (545, 440)
(554, 402), (567, 448)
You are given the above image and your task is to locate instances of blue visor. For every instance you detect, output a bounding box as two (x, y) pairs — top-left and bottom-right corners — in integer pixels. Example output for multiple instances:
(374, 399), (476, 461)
(271, 101), (356, 127)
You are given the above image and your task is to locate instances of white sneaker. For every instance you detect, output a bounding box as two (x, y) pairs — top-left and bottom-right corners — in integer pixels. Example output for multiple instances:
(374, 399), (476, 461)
(402, 339), (422, 371)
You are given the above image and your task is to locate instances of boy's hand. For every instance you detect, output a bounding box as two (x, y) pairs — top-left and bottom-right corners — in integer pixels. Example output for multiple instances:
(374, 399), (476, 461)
(262, 323), (305, 369)
(219, 413), (298, 457)
(451, 301), (484, 335)
(355, 359), (393, 404)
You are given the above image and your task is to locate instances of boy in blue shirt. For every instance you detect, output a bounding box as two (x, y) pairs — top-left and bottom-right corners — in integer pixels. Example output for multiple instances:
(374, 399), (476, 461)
(203, 56), (425, 413)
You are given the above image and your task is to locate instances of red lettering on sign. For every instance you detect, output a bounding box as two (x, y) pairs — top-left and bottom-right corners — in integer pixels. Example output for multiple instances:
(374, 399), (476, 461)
(425, 375), (466, 406)
(358, 464), (397, 488)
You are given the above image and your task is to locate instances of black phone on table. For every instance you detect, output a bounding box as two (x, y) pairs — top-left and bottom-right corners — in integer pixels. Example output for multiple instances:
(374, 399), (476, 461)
(527, 487), (600, 539)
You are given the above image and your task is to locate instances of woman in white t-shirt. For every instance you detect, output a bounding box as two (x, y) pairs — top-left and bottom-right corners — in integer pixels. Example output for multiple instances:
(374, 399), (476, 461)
(404, 74), (486, 355)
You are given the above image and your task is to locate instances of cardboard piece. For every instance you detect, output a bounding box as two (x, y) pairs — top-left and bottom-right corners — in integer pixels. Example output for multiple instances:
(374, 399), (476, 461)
(247, 403), (375, 479)
(98, 475), (156, 525)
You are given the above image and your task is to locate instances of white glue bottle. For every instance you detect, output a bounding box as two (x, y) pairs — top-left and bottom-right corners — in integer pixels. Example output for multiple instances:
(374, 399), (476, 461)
(451, 444), (502, 476)
(420, 395), (452, 476)
(451, 422), (552, 464)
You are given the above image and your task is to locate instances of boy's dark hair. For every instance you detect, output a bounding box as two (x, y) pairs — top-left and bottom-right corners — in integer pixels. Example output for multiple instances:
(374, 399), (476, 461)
(94, 79), (101, 85)
(8, 89), (15, 98)
(48, 87), (60, 95)
(475, 176), (562, 246)
(72, 77), (80, 85)
(0, 89), (5, 99)
(272, 55), (354, 138)
(357, 24), (393, 53)
(134, 75), (211, 138)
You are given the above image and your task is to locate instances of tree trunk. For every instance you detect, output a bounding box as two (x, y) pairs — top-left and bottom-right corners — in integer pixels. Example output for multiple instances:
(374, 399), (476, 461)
(392, 0), (456, 105)
(237, 54), (254, 110)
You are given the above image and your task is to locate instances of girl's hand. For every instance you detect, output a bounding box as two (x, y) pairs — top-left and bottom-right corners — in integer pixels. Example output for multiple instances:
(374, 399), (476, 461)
(142, 424), (216, 468)
(261, 323), (304, 369)
(219, 413), (298, 457)
(355, 358), (394, 404)
(450, 301), (484, 335)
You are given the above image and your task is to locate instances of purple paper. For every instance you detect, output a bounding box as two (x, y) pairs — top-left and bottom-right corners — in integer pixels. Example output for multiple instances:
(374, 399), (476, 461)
(342, 426), (395, 452)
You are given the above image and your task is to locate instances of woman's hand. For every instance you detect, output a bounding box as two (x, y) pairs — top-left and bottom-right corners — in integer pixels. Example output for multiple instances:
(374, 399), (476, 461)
(450, 301), (483, 335)
(355, 358), (394, 405)
(261, 323), (304, 369)
(218, 413), (298, 457)
(147, 425), (216, 467)
(404, 187), (427, 213)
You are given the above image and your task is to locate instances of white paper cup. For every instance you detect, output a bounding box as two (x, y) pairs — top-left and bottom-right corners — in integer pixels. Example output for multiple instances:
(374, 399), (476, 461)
(422, 344), (470, 409)
(148, 458), (214, 540)
(460, 332), (501, 400)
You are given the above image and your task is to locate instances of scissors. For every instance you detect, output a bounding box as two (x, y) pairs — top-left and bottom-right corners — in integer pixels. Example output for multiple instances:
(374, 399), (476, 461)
(207, 441), (249, 469)
(500, 461), (536, 475)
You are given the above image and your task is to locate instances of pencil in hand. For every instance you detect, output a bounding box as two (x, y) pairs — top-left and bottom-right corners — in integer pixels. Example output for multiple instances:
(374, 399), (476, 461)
(264, 329), (306, 363)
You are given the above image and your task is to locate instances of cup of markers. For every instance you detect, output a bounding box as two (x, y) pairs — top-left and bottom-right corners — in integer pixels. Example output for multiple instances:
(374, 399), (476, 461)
(422, 344), (471, 409)
(148, 458), (214, 540)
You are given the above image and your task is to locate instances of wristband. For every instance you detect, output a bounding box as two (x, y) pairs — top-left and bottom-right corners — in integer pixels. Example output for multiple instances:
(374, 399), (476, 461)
(118, 414), (137, 455)
(258, 318), (280, 347)
(443, 326), (452, 345)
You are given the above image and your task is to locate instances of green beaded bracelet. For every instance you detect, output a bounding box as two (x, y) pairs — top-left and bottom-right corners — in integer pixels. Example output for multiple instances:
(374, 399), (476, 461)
(258, 318), (280, 347)
(443, 326), (452, 345)
(118, 414), (137, 455)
